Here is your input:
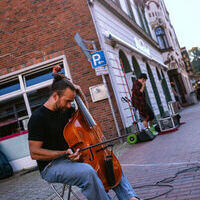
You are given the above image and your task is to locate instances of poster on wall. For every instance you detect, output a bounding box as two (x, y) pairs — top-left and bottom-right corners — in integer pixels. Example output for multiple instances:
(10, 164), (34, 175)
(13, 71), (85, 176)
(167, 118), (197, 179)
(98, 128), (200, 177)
(89, 84), (108, 102)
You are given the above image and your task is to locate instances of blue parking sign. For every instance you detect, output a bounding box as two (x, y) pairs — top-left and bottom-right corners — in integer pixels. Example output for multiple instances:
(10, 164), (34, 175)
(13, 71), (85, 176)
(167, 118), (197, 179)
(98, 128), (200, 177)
(91, 51), (107, 68)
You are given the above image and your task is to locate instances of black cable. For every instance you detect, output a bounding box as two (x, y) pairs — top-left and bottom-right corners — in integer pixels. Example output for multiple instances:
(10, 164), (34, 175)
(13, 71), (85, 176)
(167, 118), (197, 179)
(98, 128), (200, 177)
(132, 165), (200, 200)
(133, 183), (173, 200)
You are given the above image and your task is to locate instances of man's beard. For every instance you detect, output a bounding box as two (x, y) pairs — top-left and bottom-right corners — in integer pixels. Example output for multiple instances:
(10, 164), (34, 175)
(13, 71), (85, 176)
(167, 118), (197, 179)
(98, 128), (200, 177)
(54, 102), (68, 113)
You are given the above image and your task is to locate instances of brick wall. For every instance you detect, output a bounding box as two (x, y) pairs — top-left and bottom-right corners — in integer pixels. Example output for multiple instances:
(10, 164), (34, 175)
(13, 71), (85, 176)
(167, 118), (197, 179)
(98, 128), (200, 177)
(0, 0), (124, 138)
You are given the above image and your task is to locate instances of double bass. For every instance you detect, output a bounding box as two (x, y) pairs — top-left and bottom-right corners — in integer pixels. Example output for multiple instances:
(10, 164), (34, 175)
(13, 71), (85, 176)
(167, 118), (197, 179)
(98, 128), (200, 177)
(63, 94), (122, 191)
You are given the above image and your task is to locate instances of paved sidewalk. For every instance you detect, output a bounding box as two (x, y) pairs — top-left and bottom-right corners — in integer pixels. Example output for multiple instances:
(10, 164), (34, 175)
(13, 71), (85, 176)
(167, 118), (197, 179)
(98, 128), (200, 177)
(120, 103), (200, 200)
(0, 103), (200, 200)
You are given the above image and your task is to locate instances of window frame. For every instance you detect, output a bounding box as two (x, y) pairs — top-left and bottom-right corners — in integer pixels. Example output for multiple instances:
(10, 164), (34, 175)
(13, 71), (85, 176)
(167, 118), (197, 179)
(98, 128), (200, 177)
(155, 26), (169, 50)
(126, 0), (135, 20)
(0, 78), (21, 96)
(0, 55), (71, 102)
(118, 0), (131, 17)
(0, 55), (71, 140)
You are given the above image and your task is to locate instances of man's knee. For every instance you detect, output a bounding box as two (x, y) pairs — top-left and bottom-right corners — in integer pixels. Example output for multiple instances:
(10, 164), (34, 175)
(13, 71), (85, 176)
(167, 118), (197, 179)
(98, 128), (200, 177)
(82, 163), (97, 178)
(78, 164), (101, 189)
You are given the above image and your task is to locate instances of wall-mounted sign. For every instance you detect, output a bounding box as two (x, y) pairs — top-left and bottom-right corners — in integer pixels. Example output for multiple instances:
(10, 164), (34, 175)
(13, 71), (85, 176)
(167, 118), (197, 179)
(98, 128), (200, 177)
(91, 51), (107, 68)
(89, 84), (108, 102)
(134, 37), (150, 57)
(90, 50), (108, 76)
(74, 32), (92, 61)
(95, 66), (108, 76)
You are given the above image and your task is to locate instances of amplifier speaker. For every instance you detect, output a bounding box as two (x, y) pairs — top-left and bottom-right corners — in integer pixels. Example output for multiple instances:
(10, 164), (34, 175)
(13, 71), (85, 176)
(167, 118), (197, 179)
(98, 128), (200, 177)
(137, 129), (155, 142)
(158, 114), (180, 132)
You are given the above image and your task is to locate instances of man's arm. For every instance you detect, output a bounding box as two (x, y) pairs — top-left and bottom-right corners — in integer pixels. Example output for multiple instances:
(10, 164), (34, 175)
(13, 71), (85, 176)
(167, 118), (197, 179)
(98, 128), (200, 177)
(172, 87), (179, 97)
(133, 80), (144, 96)
(140, 81), (146, 93)
(29, 140), (80, 161)
(73, 84), (89, 108)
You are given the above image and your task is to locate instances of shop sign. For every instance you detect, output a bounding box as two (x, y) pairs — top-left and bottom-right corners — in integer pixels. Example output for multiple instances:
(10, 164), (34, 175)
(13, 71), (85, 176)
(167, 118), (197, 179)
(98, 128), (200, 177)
(134, 37), (150, 57)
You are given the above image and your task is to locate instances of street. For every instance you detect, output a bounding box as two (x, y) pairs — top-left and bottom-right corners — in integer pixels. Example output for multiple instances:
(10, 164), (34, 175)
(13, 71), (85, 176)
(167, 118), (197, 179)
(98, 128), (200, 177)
(0, 103), (200, 200)
(120, 102), (200, 200)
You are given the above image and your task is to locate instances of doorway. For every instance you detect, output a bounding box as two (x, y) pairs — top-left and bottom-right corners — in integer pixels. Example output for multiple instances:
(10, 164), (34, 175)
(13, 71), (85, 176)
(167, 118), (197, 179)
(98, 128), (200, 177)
(156, 68), (172, 103)
(132, 56), (152, 107)
(146, 63), (165, 116)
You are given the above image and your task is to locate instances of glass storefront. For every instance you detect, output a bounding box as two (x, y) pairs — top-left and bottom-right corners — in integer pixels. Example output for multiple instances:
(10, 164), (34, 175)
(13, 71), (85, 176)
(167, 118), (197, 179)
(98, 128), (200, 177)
(0, 61), (66, 141)
(0, 95), (28, 139)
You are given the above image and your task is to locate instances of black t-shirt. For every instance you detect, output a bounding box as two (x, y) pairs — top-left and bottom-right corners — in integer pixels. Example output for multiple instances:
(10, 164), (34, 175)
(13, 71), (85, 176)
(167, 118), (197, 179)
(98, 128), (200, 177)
(28, 105), (75, 172)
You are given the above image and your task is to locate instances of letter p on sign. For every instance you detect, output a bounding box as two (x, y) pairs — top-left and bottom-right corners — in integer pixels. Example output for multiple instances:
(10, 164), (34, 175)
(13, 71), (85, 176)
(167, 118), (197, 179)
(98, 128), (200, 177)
(91, 51), (107, 69)
(93, 54), (101, 67)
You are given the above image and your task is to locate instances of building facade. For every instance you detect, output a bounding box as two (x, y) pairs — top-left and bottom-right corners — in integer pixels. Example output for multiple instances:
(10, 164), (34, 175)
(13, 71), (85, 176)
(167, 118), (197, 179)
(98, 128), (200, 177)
(90, 0), (175, 127)
(144, 0), (195, 105)
(0, 0), (178, 171)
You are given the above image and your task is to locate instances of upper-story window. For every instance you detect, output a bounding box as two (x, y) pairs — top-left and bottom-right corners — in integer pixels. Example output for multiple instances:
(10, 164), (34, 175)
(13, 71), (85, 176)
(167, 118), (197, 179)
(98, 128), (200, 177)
(135, 3), (151, 36)
(155, 27), (169, 50)
(118, 0), (132, 18)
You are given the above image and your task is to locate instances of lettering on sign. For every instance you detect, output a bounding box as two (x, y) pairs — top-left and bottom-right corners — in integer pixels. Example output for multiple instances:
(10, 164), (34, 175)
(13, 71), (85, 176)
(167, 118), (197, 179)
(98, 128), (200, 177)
(134, 37), (150, 57)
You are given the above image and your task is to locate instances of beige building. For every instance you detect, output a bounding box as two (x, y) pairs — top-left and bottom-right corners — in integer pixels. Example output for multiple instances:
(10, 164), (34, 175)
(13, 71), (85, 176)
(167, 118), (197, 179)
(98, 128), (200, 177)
(144, 0), (196, 105)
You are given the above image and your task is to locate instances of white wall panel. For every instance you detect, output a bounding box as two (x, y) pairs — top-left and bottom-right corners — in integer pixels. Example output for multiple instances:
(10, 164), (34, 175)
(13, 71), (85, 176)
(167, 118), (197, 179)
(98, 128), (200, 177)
(92, 2), (170, 126)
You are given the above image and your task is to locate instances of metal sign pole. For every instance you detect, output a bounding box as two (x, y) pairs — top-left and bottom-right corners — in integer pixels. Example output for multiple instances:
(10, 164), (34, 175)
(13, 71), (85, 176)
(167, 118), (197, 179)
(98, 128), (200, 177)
(101, 74), (122, 140)
(74, 33), (122, 141)
(91, 43), (122, 140)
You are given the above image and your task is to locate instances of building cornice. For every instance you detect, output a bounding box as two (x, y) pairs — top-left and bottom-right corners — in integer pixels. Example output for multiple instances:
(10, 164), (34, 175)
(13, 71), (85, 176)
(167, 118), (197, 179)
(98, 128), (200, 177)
(96, 0), (160, 51)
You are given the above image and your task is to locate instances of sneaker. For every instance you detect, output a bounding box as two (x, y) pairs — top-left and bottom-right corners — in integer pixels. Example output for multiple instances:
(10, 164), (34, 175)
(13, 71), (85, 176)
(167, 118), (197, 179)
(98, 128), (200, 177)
(149, 125), (158, 136)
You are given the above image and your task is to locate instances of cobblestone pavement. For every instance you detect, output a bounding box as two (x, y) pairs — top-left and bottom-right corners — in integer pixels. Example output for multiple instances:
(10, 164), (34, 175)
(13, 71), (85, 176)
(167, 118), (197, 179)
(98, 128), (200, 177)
(0, 103), (200, 200)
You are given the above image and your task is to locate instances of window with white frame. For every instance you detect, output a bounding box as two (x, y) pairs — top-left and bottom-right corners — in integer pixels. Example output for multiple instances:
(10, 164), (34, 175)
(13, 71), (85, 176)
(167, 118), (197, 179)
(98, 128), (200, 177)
(155, 26), (169, 50)
(0, 56), (70, 140)
(136, 4), (151, 35)
(130, 0), (141, 26)
(119, 0), (131, 16)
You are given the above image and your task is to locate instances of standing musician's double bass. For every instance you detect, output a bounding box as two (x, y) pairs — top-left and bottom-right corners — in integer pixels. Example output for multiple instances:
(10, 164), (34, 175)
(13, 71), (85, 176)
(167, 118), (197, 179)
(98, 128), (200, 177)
(63, 94), (122, 191)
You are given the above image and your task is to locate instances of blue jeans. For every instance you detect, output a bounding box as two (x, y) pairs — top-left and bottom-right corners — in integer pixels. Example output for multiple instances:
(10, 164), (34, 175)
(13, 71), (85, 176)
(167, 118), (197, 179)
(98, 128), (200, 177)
(41, 158), (138, 200)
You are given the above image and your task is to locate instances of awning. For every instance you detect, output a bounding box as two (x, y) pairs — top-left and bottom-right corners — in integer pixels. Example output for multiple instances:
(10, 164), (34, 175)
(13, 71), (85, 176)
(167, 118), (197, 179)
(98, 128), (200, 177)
(104, 31), (168, 69)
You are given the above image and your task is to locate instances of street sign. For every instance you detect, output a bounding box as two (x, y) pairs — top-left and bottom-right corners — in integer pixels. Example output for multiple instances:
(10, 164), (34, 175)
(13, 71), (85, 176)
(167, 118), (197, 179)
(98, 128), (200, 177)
(95, 66), (108, 76)
(74, 33), (92, 61)
(91, 51), (107, 68)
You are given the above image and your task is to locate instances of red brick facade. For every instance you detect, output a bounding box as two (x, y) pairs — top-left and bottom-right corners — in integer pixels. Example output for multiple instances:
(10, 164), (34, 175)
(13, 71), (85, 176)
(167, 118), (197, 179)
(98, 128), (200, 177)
(0, 0), (124, 138)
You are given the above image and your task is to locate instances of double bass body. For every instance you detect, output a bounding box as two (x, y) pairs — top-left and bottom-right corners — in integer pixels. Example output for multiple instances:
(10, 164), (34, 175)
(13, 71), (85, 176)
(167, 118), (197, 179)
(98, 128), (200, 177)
(63, 108), (122, 191)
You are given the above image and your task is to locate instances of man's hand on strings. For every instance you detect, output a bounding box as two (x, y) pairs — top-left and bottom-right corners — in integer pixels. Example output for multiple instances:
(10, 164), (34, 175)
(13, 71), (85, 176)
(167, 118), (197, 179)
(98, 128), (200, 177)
(66, 148), (81, 162)
(73, 84), (82, 95)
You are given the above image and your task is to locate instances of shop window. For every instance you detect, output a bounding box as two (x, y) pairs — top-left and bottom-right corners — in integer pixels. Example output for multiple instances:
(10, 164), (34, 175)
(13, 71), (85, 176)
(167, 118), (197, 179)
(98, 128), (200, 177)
(0, 95), (28, 140)
(0, 79), (20, 96)
(155, 27), (169, 50)
(0, 57), (68, 141)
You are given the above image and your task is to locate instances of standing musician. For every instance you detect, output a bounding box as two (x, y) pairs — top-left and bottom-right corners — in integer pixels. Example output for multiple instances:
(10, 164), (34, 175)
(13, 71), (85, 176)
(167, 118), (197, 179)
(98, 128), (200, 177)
(28, 66), (141, 200)
(131, 73), (154, 129)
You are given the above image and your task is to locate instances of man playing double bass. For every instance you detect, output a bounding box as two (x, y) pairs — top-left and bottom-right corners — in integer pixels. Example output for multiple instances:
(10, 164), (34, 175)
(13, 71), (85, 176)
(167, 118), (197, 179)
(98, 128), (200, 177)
(28, 66), (141, 200)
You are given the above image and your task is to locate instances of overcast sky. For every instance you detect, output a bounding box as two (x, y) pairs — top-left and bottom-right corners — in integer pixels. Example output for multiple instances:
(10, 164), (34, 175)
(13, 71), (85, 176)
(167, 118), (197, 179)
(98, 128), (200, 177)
(164, 0), (200, 51)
